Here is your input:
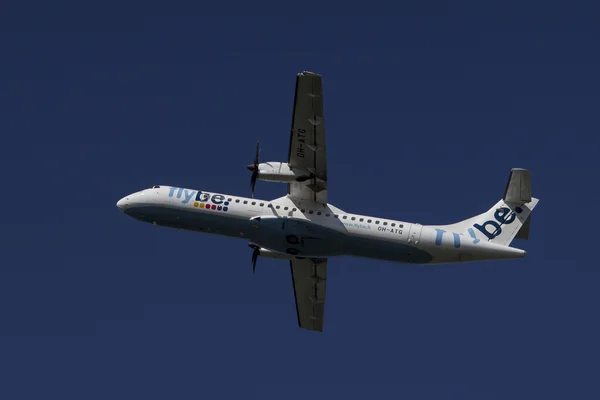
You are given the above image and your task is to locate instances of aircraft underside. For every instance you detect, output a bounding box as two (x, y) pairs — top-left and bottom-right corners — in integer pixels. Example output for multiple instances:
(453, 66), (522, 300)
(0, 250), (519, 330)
(125, 205), (432, 263)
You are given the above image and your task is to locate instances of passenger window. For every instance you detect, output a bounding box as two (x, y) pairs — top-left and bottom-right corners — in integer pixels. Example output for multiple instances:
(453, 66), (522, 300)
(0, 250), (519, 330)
(251, 202), (256, 205)
(367, 219), (372, 223)
(383, 222), (388, 226)
(292, 208), (297, 211)
(309, 210), (314, 214)
(301, 209), (305, 213)
(227, 198), (232, 202)
(351, 217), (356, 221)
(284, 207), (289, 210)
(317, 212), (322, 215)
(235, 199), (240, 203)
(260, 203), (264, 206)
(276, 205), (280, 209)
(343, 216), (347, 219)
(391, 223), (395, 227)
(399, 224), (404, 228)
(359, 218), (364, 222)
(326, 213), (330, 217)
(375, 221), (380, 224)
(243, 200), (248, 204)
(334, 215), (339, 218)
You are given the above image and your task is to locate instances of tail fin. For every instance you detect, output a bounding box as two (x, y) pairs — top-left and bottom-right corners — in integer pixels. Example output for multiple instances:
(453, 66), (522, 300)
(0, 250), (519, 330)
(436, 168), (539, 247)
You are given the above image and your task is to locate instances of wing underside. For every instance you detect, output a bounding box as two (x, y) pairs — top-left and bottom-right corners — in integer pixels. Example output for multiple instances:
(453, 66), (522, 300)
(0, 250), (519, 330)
(287, 71), (327, 204)
(290, 257), (327, 332)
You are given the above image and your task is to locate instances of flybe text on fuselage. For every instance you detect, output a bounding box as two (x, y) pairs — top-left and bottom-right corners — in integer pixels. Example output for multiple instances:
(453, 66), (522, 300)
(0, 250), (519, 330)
(167, 187), (230, 211)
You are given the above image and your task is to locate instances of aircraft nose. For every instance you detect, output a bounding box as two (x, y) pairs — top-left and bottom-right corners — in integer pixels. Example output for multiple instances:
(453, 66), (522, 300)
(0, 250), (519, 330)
(116, 197), (128, 211)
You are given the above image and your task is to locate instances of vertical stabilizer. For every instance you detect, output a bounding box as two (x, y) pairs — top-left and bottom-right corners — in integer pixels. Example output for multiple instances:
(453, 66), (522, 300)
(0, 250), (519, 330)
(431, 168), (539, 247)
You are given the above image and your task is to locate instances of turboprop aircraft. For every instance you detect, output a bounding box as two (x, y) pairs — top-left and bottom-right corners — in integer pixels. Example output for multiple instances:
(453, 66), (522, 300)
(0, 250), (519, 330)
(116, 71), (539, 332)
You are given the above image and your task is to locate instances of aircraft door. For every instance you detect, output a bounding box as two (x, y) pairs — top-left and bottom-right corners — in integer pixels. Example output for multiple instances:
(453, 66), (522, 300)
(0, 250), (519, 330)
(407, 224), (422, 245)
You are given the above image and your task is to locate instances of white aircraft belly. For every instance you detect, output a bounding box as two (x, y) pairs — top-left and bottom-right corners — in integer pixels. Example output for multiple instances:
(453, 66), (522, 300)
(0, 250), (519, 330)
(247, 216), (347, 257)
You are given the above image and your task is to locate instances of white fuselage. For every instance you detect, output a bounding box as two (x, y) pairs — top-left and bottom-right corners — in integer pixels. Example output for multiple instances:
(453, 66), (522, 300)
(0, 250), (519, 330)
(116, 186), (526, 264)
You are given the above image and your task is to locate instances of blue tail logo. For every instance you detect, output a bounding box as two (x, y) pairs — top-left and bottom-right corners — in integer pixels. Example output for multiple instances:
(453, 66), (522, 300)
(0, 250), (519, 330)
(473, 206), (523, 240)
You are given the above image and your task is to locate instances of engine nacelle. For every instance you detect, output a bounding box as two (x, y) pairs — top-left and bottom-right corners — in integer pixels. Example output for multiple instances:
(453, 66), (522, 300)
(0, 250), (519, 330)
(257, 162), (314, 183)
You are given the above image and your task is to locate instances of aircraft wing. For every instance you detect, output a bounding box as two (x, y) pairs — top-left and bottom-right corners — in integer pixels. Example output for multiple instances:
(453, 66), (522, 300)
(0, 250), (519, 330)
(290, 257), (327, 332)
(287, 71), (328, 205)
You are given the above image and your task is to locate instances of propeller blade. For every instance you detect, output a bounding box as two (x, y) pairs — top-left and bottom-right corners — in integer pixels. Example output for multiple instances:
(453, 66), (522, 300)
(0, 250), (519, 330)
(249, 140), (260, 198)
(250, 180), (255, 198)
(252, 247), (260, 275)
(250, 244), (260, 274)
(250, 169), (258, 198)
(254, 141), (260, 164)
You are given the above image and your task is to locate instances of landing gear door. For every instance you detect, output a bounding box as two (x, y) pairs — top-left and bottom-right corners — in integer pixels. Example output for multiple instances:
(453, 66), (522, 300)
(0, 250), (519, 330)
(407, 224), (422, 245)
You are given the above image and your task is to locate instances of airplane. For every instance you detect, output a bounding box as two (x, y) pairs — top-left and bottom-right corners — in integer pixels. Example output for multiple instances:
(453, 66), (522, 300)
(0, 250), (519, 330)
(116, 71), (539, 332)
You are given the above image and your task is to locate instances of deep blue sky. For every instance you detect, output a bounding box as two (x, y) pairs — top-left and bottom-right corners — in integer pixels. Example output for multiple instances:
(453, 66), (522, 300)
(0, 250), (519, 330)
(1, 1), (599, 398)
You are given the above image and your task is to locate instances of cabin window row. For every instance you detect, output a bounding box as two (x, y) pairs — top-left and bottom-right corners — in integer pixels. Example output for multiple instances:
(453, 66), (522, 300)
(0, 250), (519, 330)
(224, 198), (403, 228)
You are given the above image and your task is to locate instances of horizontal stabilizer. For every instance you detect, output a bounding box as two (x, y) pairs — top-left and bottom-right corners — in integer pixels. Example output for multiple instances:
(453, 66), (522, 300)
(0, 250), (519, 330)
(503, 168), (532, 205)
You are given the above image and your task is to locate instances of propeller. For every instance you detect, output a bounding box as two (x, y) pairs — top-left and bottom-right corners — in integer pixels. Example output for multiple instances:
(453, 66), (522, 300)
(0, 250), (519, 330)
(247, 141), (260, 197)
(249, 244), (260, 275)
